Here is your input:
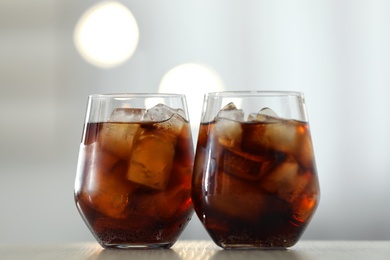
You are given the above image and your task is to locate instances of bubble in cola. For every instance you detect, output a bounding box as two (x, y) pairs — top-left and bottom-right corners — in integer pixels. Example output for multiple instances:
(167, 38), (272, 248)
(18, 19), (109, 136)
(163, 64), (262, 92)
(75, 104), (194, 248)
(192, 103), (320, 249)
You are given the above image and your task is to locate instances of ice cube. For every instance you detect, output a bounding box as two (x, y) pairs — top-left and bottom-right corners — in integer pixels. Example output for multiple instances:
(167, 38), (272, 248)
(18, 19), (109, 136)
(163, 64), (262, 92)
(154, 113), (185, 138)
(109, 108), (146, 122)
(206, 173), (266, 222)
(248, 107), (279, 122)
(213, 103), (244, 148)
(81, 144), (135, 219)
(260, 156), (309, 204)
(141, 163), (193, 219)
(259, 107), (279, 117)
(268, 121), (316, 170)
(261, 120), (298, 153)
(142, 104), (186, 138)
(126, 105), (186, 190)
(216, 102), (245, 121)
(98, 122), (141, 160)
(292, 174), (320, 223)
(127, 132), (175, 190)
(143, 103), (185, 122)
(243, 116), (315, 169)
(129, 185), (191, 219)
(242, 118), (297, 155)
(294, 124), (316, 169)
(215, 118), (242, 148)
(221, 147), (276, 181)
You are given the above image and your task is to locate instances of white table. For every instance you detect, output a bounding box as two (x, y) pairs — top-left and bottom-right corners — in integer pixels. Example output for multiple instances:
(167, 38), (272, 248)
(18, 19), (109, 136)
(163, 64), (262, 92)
(1, 240), (390, 260)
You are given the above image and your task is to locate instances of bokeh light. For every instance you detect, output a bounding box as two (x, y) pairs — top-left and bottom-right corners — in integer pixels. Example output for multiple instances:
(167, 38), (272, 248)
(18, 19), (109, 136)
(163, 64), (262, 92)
(74, 1), (139, 68)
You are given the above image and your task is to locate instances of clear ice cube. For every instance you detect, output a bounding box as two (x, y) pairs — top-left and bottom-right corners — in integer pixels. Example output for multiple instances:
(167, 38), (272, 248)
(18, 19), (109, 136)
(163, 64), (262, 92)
(216, 102), (244, 121)
(259, 107), (278, 117)
(127, 133), (175, 190)
(207, 173), (266, 222)
(294, 124), (315, 169)
(143, 104), (186, 137)
(126, 105), (186, 190)
(81, 144), (135, 219)
(292, 174), (319, 223)
(155, 113), (185, 137)
(98, 122), (141, 160)
(215, 118), (242, 148)
(243, 115), (315, 169)
(222, 147), (276, 181)
(261, 120), (298, 152)
(109, 108), (146, 122)
(248, 107), (279, 122)
(213, 102), (244, 147)
(129, 185), (190, 219)
(242, 118), (297, 155)
(260, 156), (309, 203)
(143, 103), (185, 122)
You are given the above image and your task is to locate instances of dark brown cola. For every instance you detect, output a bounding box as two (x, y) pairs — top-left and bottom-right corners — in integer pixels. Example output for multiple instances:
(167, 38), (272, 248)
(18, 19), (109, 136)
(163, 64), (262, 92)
(75, 114), (194, 248)
(192, 116), (320, 249)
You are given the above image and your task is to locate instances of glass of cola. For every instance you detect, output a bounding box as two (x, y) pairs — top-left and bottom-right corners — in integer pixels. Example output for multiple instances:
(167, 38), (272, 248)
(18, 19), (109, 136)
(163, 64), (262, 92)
(74, 94), (194, 249)
(191, 91), (320, 249)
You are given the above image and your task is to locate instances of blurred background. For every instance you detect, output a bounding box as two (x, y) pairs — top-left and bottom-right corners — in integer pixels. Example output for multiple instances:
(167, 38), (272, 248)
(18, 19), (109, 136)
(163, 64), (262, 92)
(1, 0), (390, 244)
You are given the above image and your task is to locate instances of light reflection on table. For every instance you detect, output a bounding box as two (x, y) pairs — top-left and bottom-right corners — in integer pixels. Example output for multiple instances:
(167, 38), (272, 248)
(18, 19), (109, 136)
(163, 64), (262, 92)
(1, 240), (390, 260)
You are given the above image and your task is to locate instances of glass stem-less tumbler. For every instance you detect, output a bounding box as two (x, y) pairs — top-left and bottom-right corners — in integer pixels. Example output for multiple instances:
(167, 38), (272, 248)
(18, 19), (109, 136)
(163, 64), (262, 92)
(74, 93), (194, 249)
(191, 91), (320, 249)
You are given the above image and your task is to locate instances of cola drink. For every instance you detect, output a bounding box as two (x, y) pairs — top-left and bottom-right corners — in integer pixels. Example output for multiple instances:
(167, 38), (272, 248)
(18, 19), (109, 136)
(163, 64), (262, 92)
(75, 105), (194, 249)
(191, 102), (320, 249)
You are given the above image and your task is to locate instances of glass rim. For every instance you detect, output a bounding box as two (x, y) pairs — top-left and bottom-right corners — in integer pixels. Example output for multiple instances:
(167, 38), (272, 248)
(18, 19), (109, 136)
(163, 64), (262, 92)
(204, 90), (304, 98)
(88, 93), (187, 99)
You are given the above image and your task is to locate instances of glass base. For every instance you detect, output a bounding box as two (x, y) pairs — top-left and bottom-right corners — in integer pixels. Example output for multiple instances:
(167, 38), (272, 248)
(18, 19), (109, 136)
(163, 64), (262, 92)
(102, 242), (173, 249)
(220, 243), (288, 250)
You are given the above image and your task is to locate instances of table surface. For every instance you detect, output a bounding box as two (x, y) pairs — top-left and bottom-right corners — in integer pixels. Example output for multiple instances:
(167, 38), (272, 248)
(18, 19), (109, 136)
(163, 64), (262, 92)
(1, 240), (390, 260)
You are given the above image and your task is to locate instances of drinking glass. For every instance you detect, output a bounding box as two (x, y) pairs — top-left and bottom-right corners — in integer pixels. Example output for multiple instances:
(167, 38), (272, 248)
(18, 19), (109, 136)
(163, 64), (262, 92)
(74, 93), (194, 249)
(191, 91), (320, 249)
